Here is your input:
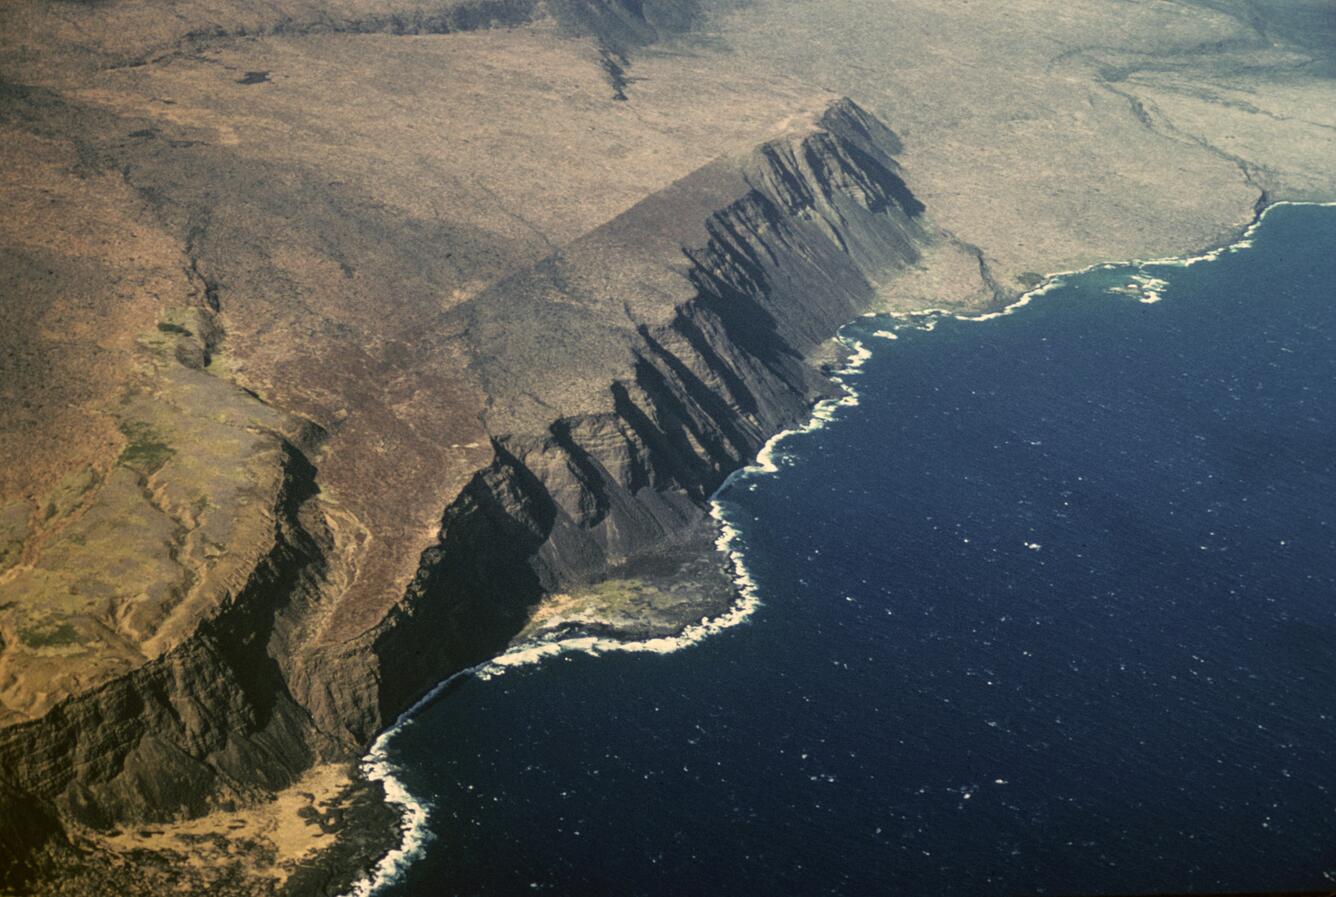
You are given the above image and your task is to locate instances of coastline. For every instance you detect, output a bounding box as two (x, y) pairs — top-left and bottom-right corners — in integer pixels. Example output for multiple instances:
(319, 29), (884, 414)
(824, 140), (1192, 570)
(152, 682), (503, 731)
(6, 0), (1336, 886)
(889, 199), (1327, 332)
(333, 199), (1336, 897)
(338, 327), (879, 897)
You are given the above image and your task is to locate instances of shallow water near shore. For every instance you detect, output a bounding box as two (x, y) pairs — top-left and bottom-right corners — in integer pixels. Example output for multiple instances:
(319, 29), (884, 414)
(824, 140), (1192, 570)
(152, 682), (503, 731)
(373, 204), (1336, 896)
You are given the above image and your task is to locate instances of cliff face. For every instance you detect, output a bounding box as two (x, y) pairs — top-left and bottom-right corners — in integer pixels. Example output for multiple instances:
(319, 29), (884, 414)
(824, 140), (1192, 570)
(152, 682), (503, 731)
(4, 0), (1334, 887)
(0, 437), (336, 884)
(471, 101), (925, 584)
(0, 92), (964, 892)
(337, 99), (943, 736)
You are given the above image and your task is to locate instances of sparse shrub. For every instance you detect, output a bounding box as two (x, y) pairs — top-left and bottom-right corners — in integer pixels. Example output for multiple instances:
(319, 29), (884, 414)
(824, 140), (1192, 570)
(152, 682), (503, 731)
(20, 621), (79, 648)
(117, 420), (174, 474)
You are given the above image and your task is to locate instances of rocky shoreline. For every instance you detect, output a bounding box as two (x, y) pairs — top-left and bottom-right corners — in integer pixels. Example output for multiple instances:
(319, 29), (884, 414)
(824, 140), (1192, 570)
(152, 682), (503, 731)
(0, 90), (990, 894)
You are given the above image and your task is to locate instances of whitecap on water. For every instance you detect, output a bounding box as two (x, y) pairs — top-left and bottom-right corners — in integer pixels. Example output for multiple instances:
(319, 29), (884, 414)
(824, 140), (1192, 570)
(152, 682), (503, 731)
(343, 329), (877, 896)
(345, 201), (1336, 896)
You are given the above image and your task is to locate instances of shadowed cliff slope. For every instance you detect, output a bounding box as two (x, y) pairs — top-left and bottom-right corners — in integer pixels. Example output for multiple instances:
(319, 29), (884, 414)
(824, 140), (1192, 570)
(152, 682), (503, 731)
(354, 99), (949, 728)
(0, 92), (961, 892)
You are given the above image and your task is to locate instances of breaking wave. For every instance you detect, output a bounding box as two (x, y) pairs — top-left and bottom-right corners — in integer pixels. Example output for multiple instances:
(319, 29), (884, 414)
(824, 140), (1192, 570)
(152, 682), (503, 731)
(344, 200), (1336, 896)
(342, 333), (876, 896)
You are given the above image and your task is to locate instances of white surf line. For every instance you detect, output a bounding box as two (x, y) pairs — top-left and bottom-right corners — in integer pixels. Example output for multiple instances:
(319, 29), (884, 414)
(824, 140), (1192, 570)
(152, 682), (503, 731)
(1132, 200), (1335, 269)
(343, 334), (875, 897)
(346, 666), (469, 897)
(883, 200), (1336, 332)
(347, 200), (1336, 896)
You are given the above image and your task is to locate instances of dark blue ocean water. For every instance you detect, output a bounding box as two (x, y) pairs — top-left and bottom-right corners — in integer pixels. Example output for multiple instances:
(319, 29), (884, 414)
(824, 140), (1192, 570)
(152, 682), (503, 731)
(383, 204), (1336, 897)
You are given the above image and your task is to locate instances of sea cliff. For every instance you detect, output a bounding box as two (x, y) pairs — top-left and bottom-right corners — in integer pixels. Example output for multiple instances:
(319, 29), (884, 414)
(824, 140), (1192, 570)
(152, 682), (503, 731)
(4, 0), (1331, 890)
(0, 97), (978, 894)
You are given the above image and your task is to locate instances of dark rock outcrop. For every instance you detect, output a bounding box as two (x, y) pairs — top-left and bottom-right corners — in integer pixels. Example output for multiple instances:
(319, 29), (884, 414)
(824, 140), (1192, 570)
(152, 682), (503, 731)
(0, 97), (947, 893)
(340, 98), (940, 737)
(0, 438), (337, 886)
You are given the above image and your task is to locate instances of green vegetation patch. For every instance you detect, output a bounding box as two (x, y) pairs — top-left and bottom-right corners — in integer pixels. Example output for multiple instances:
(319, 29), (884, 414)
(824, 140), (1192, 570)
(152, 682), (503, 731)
(0, 502), (29, 573)
(576, 577), (655, 609)
(156, 321), (193, 336)
(117, 420), (175, 475)
(1017, 271), (1047, 289)
(19, 621), (80, 648)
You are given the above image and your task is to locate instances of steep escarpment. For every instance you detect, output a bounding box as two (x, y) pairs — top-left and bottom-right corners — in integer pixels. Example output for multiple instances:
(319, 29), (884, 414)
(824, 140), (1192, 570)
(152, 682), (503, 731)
(352, 98), (967, 729)
(0, 436), (337, 885)
(0, 95), (968, 894)
(479, 101), (930, 566)
(496, 101), (928, 549)
(3, 0), (1334, 888)
(266, 97), (961, 752)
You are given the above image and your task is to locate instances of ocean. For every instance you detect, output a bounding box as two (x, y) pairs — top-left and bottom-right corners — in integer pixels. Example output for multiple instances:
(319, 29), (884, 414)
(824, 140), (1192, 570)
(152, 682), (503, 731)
(362, 203), (1336, 897)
